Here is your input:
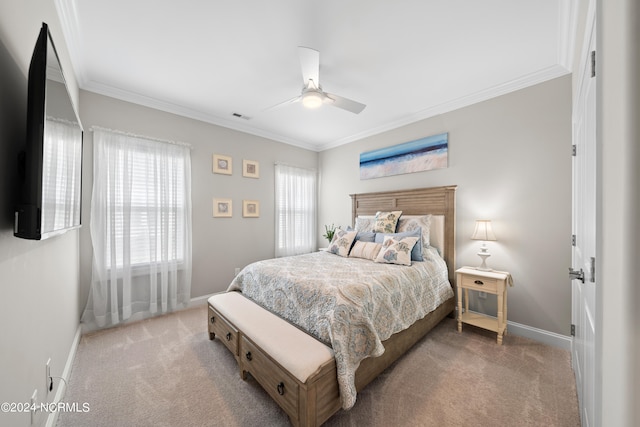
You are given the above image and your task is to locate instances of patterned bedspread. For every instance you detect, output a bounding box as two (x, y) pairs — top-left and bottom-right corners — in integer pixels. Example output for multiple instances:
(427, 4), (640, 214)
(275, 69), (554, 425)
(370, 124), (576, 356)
(227, 247), (454, 409)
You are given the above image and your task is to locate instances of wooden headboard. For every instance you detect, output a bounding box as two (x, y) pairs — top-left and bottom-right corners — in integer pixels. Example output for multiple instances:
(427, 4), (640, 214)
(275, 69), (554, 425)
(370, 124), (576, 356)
(350, 185), (457, 286)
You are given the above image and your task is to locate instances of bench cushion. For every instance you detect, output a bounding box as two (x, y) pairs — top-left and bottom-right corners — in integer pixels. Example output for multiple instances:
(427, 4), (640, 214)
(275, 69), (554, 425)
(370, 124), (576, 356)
(208, 292), (334, 383)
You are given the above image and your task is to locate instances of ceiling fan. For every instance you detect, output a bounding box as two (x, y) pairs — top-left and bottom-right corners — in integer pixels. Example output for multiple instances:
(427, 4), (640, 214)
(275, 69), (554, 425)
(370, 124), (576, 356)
(266, 46), (366, 114)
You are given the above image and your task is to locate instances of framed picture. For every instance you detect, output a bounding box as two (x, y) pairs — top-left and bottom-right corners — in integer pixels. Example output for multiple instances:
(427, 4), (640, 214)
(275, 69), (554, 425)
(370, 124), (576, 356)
(242, 200), (260, 218)
(213, 154), (232, 175)
(213, 198), (232, 217)
(242, 159), (259, 178)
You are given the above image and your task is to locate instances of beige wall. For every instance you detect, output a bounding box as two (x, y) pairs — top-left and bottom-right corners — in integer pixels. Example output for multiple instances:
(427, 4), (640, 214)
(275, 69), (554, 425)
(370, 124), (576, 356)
(78, 91), (318, 308)
(319, 76), (572, 336)
(0, 1), (82, 425)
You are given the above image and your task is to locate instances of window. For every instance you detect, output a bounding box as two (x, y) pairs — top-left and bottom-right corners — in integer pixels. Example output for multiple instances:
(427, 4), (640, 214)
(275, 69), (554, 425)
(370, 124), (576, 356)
(105, 148), (186, 268)
(275, 164), (317, 257)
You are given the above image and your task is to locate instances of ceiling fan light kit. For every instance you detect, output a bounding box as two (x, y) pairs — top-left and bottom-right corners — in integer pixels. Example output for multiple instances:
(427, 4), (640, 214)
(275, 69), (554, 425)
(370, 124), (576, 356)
(265, 46), (366, 114)
(302, 90), (323, 109)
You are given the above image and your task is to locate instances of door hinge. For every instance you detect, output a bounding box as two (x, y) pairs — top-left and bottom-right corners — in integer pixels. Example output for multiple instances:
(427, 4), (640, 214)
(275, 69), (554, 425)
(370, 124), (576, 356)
(572, 145), (577, 156)
(571, 324), (576, 336)
(572, 234), (576, 246)
(590, 50), (596, 78)
(590, 256), (596, 283)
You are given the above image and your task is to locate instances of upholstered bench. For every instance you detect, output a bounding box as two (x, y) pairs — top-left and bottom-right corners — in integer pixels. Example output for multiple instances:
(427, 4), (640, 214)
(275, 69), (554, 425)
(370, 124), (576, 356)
(207, 292), (339, 426)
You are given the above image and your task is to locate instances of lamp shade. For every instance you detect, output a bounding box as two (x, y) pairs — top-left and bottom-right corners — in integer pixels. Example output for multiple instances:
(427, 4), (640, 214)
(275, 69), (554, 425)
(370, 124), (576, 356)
(471, 220), (497, 241)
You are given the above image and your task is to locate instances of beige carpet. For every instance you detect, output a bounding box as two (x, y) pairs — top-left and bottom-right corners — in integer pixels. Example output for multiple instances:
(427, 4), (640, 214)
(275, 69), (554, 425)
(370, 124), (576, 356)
(57, 305), (580, 427)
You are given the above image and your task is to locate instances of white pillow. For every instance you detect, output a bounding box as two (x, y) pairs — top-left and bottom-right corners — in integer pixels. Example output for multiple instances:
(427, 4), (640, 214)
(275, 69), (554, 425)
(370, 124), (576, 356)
(354, 217), (375, 232)
(374, 236), (419, 266)
(349, 241), (382, 260)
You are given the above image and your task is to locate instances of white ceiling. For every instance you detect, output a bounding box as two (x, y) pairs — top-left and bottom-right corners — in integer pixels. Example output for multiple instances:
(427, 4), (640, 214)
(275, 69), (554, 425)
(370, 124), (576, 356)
(56, 0), (575, 151)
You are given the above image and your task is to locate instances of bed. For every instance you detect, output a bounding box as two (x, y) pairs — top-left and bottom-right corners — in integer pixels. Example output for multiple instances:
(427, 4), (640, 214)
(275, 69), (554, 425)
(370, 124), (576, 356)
(208, 185), (457, 426)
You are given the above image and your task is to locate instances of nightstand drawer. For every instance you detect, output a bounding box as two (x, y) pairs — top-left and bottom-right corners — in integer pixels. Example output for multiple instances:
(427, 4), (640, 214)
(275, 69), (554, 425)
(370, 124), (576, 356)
(460, 273), (498, 293)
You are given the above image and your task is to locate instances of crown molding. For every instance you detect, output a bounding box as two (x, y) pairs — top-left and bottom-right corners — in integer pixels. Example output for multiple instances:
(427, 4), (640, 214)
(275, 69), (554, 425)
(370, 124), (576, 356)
(317, 64), (571, 151)
(82, 80), (320, 152)
(84, 64), (570, 153)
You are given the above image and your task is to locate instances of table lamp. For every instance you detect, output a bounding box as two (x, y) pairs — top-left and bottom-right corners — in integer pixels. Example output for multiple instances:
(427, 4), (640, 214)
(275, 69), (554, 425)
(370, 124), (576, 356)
(471, 220), (497, 271)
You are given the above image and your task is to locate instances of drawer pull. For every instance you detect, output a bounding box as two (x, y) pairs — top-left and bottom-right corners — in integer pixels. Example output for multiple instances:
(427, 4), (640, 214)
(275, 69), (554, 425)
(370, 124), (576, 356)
(277, 382), (285, 396)
(474, 280), (484, 285)
(210, 316), (215, 324)
(225, 332), (232, 341)
(245, 351), (252, 361)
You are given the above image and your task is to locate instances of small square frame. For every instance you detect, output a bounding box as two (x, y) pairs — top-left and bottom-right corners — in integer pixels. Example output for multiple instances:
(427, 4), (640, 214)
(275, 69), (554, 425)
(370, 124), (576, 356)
(242, 200), (260, 218)
(213, 198), (232, 217)
(213, 154), (232, 175)
(242, 159), (259, 179)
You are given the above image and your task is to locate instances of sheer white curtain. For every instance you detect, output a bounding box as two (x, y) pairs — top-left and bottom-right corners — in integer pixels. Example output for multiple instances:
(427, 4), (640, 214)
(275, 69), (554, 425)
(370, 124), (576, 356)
(275, 164), (317, 257)
(83, 128), (192, 328)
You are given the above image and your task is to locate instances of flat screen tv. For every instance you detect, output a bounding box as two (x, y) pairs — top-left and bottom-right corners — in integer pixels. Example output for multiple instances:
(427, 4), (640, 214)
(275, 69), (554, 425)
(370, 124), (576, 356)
(15, 23), (83, 240)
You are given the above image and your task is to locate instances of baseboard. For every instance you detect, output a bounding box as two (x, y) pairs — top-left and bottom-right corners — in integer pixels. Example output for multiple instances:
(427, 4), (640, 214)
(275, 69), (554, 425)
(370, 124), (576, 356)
(45, 324), (82, 427)
(188, 292), (217, 308)
(507, 320), (572, 351)
(465, 310), (572, 350)
(81, 293), (220, 333)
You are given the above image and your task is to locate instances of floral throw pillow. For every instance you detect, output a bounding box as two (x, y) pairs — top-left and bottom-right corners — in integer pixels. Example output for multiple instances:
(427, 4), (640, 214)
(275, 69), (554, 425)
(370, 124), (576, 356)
(372, 211), (403, 233)
(374, 236), (419, 266)
(397, 214), (432, 256)
(328, 229), (357, 257)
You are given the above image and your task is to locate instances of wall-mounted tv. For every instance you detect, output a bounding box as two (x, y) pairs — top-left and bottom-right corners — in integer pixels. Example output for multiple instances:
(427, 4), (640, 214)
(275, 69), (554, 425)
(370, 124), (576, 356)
(14, 23), (83, 240)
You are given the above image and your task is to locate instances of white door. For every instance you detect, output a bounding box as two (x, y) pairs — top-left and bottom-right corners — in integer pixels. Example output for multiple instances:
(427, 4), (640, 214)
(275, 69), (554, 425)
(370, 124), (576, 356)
(571, 15), (597, 427)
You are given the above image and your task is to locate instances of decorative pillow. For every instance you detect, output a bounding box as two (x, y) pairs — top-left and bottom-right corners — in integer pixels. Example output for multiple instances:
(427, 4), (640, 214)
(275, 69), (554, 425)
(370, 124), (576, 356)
(374, 236), (419, 266)
(397, 214), (432, 256)
(345, 226), (375, 243)
(372, 211), (403, 233)
(327, 229), (357, 257)
(354, 217), (375, 232)
(374, 228), (423, 261)
(355, 231), (375, 242)
(349, 241), (383, 260)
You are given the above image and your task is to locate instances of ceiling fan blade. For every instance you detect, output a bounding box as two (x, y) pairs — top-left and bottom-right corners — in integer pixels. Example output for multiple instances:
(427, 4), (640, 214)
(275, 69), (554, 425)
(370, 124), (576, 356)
(298, 46), (320, 87)
(263, 95), (302, 112)
(325, 92), (366, 114)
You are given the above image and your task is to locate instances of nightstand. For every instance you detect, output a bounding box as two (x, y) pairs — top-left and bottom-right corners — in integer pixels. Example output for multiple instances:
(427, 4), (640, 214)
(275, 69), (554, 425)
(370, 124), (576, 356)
(456, 267), (512, 345)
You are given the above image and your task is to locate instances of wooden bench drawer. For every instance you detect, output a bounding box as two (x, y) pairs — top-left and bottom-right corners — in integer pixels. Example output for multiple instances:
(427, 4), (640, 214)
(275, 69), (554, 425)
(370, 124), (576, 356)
(208, 305), (239, 356)
(240, 335), (299, 421)
(460, 273), (498, 293)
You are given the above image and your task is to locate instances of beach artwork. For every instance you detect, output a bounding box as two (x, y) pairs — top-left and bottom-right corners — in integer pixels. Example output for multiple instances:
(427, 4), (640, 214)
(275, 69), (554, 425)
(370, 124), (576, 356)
(359, 132), (448, 180)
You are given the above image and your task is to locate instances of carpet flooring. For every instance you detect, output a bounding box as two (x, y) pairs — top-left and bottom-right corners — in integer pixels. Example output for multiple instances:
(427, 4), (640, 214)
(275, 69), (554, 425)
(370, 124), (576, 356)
(57, 305), (580, 427)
